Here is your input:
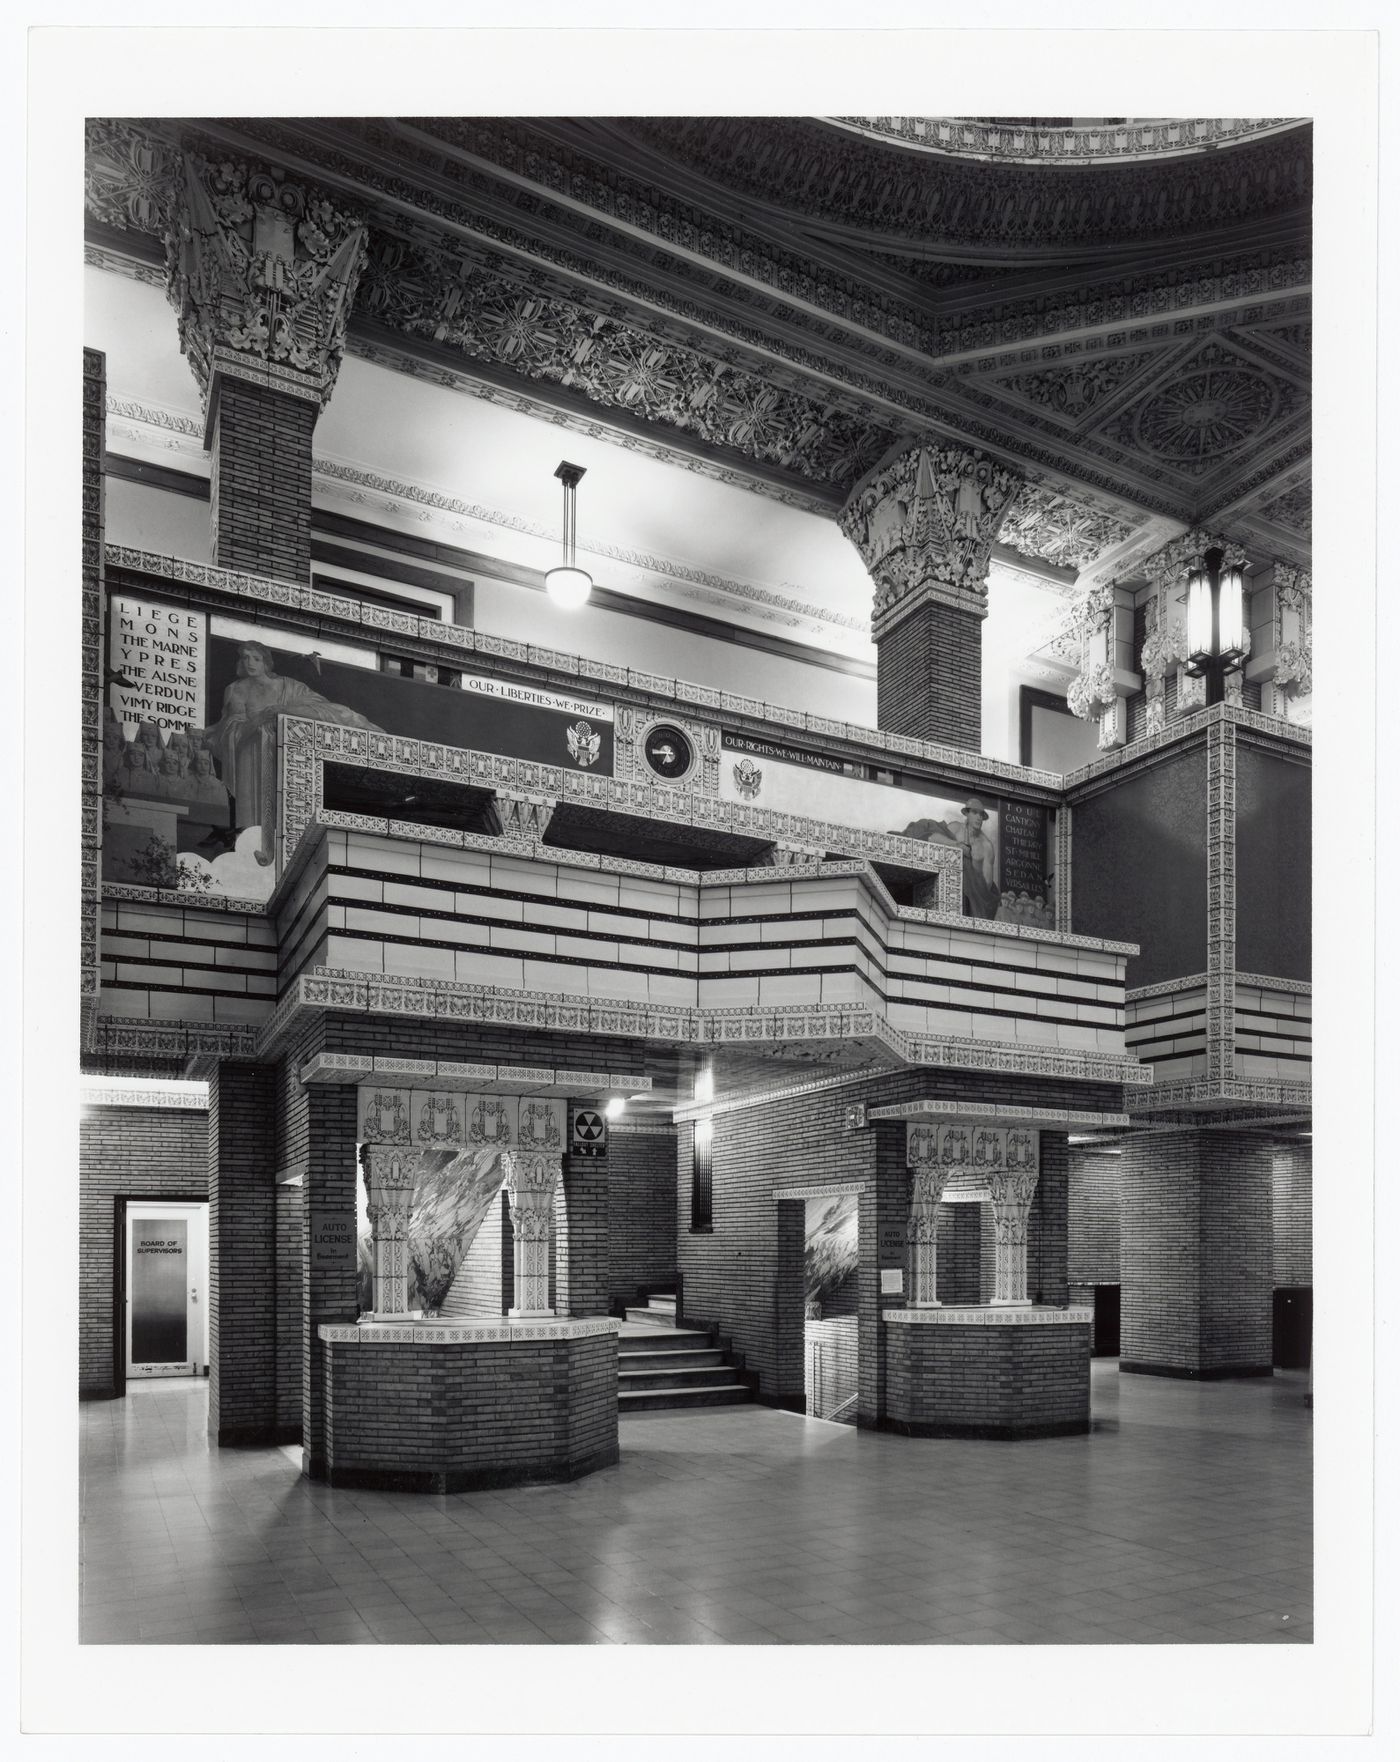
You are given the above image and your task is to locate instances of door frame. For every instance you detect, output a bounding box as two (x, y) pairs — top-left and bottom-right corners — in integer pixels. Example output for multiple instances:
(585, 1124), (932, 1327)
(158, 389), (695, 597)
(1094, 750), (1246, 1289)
(112, 1193), (208, 1399)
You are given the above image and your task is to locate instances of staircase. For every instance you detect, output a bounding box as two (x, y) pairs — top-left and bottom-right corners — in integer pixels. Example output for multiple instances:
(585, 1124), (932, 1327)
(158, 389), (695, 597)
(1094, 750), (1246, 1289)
(618, 1293), (753, 1414)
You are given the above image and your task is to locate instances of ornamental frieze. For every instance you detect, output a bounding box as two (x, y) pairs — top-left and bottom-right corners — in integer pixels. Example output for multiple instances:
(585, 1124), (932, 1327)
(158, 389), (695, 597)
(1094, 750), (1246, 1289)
(356, 232), (898, 489)
(622, 116), (1311, 251)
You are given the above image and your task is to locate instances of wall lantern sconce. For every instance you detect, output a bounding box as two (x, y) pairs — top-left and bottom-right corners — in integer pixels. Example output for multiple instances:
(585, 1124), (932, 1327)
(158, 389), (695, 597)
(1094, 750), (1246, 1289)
(545, 460), (593, 609)
(1184, 545), (1246, 706)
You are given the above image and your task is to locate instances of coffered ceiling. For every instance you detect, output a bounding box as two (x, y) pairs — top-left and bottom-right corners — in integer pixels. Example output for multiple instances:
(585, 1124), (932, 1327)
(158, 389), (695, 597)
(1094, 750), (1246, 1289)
(84, 114), (1313, 577)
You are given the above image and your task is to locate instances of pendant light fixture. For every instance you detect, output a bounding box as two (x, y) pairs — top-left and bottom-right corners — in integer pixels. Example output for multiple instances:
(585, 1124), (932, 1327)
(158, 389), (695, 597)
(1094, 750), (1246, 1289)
(545, 460), (593, 609)
(1184, 545), (1247, 706)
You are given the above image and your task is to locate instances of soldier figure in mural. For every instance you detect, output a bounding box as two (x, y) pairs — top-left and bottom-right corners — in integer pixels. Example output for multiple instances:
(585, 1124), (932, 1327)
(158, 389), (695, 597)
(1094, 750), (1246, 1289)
(202, 641), (383, 864)
(899, 795), (1001, 920)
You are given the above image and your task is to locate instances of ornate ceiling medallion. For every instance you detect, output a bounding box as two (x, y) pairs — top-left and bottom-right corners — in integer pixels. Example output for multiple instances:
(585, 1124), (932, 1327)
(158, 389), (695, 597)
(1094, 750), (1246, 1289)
(1131, 363), (1279, 467)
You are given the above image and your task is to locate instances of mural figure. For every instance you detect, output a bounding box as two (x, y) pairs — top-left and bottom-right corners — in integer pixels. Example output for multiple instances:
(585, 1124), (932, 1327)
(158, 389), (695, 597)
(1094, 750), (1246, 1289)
(899, 795), (1001, 920)
(202, 641), (382, 863)
(186, 746), (231, 815)
(118, 740), (158, 793)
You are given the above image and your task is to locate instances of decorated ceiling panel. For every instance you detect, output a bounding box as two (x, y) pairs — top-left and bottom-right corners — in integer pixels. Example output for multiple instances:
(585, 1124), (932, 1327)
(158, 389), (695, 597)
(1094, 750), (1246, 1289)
(84, 113), (1311, 575)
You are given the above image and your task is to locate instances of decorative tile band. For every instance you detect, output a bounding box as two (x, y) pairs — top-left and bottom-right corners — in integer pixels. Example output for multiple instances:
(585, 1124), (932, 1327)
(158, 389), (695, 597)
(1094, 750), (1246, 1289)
(883, 1307), (1093, 1327)
(1126, 973), (1211, 1002)
(772, 1181), (869, 1201)
(266, 961), (1147, 1094)
(868, 1101), (1129, 1129)
(1126, 1075), (1311, 1113)
(318, 1318), (620, 1345)
(80, 1081), (210, 1111)
(1234, 972), (1311, 995)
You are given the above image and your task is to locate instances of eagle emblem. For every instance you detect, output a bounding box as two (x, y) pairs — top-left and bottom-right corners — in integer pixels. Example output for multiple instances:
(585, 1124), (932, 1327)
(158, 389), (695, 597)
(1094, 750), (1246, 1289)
(733, 757), (763, 800)
(566, 719), (601, 767)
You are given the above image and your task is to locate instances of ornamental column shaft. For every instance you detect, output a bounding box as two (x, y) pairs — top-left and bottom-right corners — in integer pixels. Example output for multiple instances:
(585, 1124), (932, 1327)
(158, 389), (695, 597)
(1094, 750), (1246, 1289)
(362, 1145), (426, 1318)
(502, 1151), (563, 1317)
(906, 1123), (951, 1307)
(988, 1169), (1039, 1306)
(839, 443), (1022, 752)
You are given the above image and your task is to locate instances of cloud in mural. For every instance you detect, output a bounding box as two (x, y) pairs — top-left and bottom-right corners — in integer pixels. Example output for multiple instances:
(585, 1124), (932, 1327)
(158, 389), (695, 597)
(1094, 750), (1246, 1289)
(175, 826), (276, 902)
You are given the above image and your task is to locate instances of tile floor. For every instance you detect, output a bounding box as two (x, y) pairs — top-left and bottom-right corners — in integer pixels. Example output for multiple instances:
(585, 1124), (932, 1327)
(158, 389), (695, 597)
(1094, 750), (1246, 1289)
(79, 1364), (1312, 1646)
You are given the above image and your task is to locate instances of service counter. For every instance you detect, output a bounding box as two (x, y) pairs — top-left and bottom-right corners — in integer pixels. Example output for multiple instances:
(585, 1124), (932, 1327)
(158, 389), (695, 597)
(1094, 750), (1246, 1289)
(318, 1316), (620, 1493)
(883, 1306), (1092, 1441)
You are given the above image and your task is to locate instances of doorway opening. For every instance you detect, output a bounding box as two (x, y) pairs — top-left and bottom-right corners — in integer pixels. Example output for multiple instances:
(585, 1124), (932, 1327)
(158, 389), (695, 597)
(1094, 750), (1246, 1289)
(803, 1193), (859, 1424)
(122, 1201), (209, 1382)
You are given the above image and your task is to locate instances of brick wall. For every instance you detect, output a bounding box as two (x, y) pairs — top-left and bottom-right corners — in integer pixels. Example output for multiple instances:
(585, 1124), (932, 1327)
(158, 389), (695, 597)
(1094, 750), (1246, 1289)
(607, 1127), (678, 1306)
(322, 1331), (619, 1493)
(1119, 1128), (1274, 1377)
(79, 1104), (208, 1398)
(443, 1188), (513, 1317)
(207, 1062), (278, 1443)
(1069, 1145), (1123, 1285)
(1272, 1142), (1312, 1285)
(939, 1206), (985, 1304)
(301, 1084), (361, 1472)
(875, 600), (983, 751)
(884, 1319), (1091, 1438)
(209, 378), (316, 582)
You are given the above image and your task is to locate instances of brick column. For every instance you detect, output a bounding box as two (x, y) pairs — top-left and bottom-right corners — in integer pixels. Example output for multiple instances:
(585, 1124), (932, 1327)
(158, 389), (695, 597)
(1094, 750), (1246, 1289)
(859, 1122), (910, 1426)
(1030, 1130), (1071, 1306)
(839, 442), (1021, 752)
(207, 1061), (277, 1445)
(208, 377), (318, 580)
(554, 1146), (610, 1318)
(302, 1084), (359, 1479)
(275, 1182), (304, 1435)
(1119, 1128), (1274, 1378)
(876, 601), (983, 747)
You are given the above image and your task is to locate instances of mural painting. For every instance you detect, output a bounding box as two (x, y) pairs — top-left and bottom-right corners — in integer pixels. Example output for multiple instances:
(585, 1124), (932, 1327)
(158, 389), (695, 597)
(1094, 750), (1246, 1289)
(720, 735), (1054, 925)
(103, 596), (616, 901)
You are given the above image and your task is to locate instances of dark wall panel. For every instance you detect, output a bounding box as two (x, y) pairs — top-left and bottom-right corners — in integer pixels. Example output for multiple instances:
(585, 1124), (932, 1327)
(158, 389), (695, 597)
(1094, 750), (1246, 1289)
(1071, 749), (1208, 988)
(1236, 746), (1311, 981)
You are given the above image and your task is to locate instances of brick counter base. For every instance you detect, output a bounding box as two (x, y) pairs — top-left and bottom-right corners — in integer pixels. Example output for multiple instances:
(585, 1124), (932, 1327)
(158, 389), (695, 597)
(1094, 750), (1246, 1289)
(319, 1319), (619, 1493)
(883, 1309), (1091, 1440)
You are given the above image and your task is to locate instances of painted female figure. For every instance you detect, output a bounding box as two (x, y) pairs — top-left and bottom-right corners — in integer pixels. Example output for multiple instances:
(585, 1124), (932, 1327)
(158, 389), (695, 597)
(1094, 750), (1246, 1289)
(202, 641), (382, 860)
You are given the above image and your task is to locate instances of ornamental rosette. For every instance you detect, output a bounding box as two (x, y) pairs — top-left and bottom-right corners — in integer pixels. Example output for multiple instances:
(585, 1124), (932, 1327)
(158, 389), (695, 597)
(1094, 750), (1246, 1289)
(1140, 623), (1186, 681)
(1272, 638), (1312, 695)
(1067, 662), (1116, 721)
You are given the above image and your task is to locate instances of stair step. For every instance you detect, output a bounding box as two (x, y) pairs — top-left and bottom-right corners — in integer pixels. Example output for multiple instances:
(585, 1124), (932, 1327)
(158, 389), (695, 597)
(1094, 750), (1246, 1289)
(620, 1365), (736, 1390)
(623, 1307), (697, 1327)
(619, 1385), (752, 1413)
(618, 1348), (725, 1369)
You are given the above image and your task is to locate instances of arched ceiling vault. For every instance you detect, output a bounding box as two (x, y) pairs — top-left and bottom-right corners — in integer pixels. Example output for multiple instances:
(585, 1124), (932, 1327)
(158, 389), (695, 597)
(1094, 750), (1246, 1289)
(83, 114), (1312, 578)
